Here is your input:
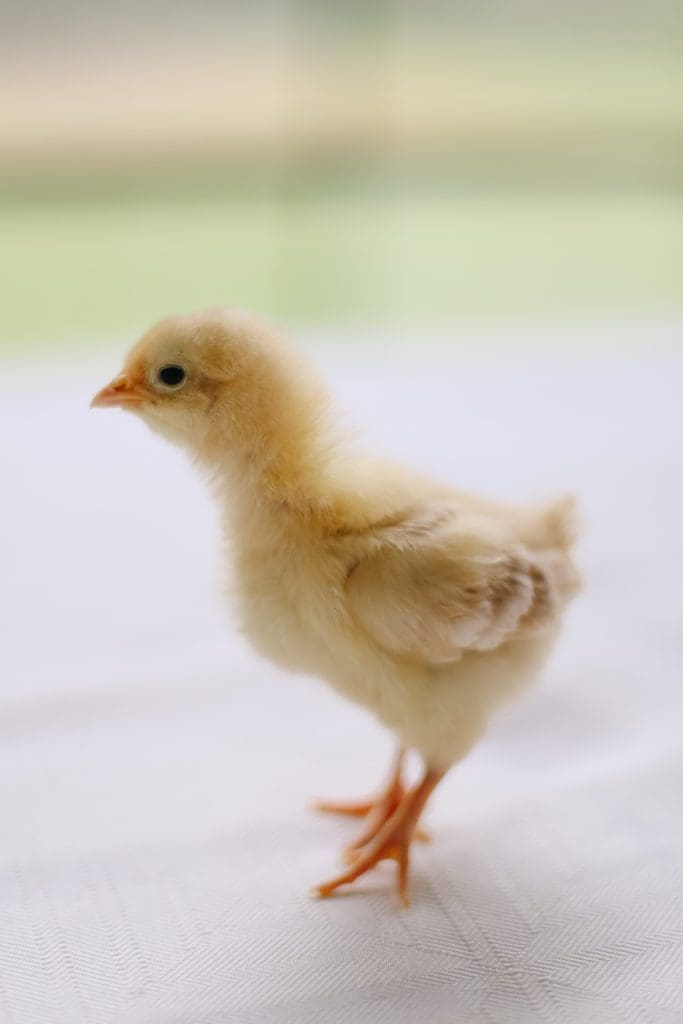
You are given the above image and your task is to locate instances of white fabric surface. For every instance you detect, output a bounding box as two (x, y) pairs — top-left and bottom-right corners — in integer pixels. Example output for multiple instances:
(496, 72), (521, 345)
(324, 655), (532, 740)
(2, 329), (682, 1024)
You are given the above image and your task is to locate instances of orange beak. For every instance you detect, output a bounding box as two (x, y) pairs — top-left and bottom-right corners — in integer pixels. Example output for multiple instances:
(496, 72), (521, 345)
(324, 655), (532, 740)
(91, 374), (144, 409)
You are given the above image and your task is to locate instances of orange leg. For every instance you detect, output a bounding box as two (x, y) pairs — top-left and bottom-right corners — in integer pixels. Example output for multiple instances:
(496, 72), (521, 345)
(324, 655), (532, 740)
(312, 749), (432, 856)
(313, 765), (447, 907)
(312, 747), (405, 818)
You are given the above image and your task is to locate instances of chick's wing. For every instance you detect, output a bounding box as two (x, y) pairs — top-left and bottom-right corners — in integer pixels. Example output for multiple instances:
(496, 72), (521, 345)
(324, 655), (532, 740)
(343, 505), (546, 665)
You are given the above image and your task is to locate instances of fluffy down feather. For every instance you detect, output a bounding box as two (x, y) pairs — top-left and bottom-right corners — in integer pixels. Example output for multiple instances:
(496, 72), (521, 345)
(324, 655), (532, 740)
(343, 506), (546, 662)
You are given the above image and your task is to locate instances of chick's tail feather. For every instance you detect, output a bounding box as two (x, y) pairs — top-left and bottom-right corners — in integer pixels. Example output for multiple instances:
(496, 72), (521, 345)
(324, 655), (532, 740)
(538, 494), (582, 603)
(543, 494), (580, 551)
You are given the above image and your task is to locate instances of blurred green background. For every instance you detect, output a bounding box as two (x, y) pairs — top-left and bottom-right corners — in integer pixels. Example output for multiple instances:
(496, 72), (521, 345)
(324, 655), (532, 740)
(2, 1), (682, 350)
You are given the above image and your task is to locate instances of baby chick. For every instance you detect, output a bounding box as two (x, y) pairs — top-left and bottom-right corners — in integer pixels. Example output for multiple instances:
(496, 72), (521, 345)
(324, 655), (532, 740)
(92, 308), (580, 905)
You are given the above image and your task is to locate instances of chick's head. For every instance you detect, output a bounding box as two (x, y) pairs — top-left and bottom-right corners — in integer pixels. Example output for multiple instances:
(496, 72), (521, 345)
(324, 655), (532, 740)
(91, 308), (326, 465)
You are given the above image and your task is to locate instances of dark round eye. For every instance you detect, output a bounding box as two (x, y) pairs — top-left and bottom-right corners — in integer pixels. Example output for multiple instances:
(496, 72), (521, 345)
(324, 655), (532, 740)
(157, 364), (186, 388)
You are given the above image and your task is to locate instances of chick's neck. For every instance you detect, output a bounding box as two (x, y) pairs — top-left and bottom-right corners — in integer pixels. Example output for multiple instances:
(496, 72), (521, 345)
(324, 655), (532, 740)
(203, 396), (357, 533)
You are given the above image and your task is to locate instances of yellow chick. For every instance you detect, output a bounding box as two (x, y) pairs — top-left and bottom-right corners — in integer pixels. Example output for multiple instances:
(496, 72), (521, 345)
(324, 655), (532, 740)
(92, 308), (580, 905)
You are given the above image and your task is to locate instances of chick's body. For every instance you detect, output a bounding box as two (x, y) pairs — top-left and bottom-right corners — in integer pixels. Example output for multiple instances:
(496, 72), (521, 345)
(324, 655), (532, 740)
(93, 308), (580, 903)
(228, 459), (577, 770)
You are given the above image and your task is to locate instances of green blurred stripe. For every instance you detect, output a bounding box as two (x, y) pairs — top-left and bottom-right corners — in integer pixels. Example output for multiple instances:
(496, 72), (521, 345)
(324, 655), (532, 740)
(2, 190), (682, 349)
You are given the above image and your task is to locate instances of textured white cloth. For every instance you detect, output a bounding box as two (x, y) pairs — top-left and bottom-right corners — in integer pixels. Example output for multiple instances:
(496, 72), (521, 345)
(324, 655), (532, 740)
(2, 329), (682, 1024)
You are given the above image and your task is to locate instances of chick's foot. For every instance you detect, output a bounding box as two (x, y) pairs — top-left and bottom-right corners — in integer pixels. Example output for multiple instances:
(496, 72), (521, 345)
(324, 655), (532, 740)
(313, 766), (445, 907)
(311, 749), (433, 856)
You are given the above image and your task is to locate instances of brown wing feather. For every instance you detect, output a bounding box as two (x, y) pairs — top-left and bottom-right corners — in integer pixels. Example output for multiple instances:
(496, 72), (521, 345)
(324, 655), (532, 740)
(343, 505), (553, 664)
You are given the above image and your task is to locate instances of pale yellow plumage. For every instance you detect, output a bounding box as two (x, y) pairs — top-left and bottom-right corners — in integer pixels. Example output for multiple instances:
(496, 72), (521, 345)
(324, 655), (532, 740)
(92, 307), (580, 904)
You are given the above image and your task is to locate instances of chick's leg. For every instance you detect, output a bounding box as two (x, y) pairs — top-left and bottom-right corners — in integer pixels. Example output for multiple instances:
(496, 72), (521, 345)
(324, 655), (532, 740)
(312, 748), (432, 853)
(312, 746), (405, 820)
(314, 765), (447, 907)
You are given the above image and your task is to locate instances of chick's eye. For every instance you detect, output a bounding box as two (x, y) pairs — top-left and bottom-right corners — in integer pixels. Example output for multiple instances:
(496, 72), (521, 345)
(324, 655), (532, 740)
(157, 364), (186, 388)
